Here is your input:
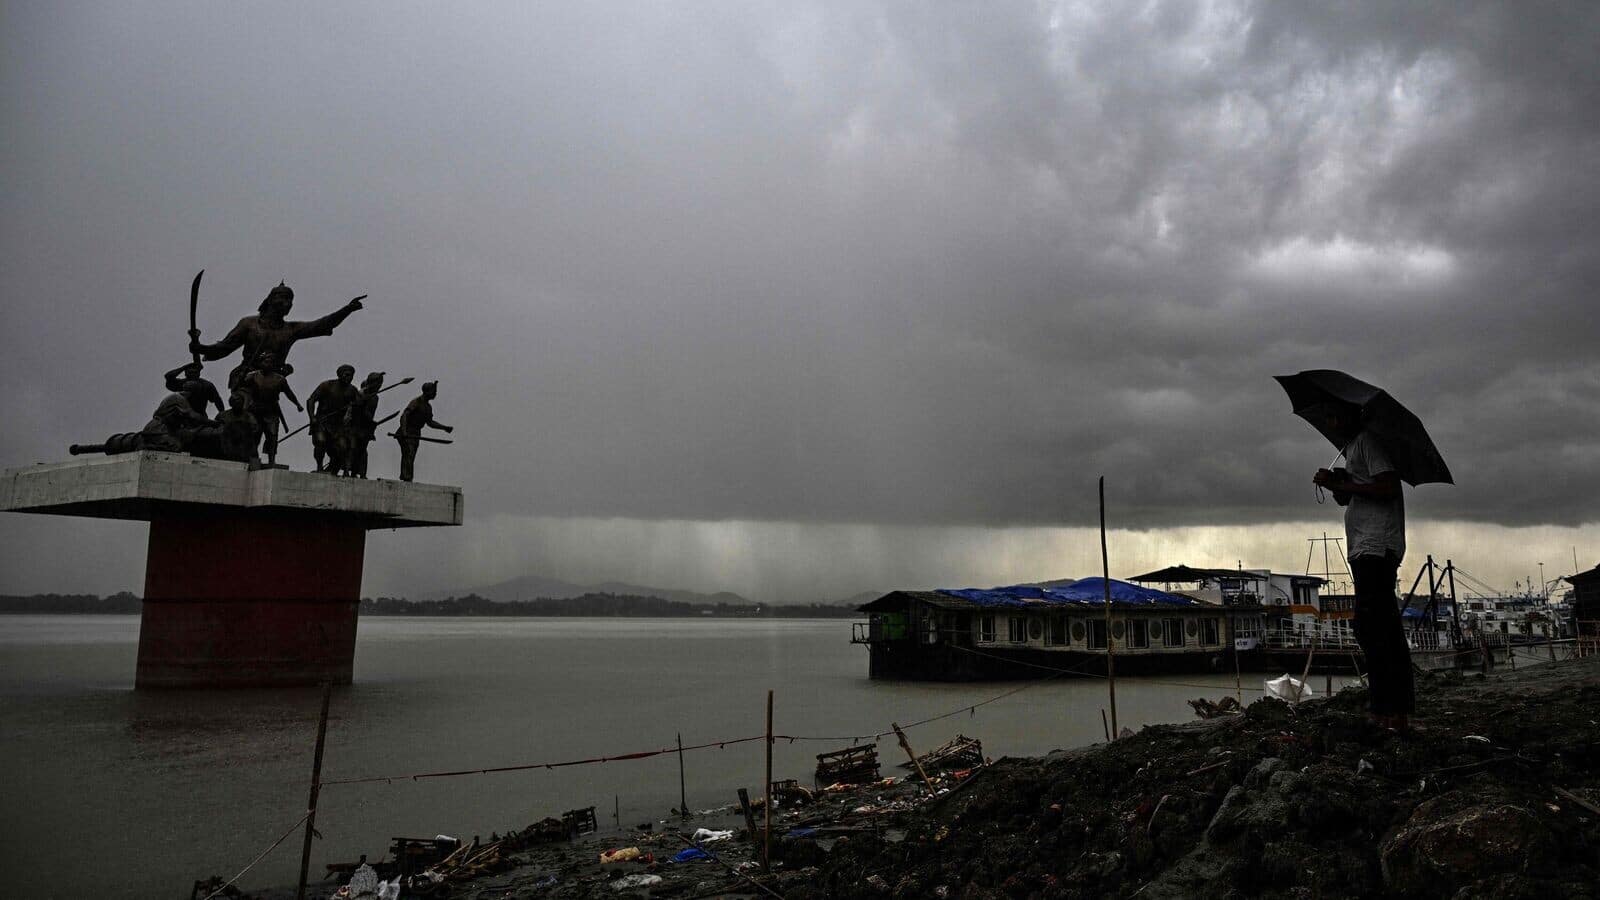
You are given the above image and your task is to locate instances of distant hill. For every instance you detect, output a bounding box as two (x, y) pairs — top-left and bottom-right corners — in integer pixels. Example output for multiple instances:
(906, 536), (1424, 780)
(423, 574), (752, 606)
(825, 590), (887, 608)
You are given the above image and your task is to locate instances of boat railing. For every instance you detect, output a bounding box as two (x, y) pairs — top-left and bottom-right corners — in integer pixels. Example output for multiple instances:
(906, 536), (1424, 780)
(1262, 626), (1361, 651)
(1405, 628), (1451, 652)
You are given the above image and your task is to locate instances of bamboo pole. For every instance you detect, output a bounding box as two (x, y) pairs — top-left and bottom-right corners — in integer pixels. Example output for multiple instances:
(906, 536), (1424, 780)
(891, 722), (935, 792)
(295, 682), (333, 900)
(763, 690), (773, 873)
(1099, 476), (1118, 739)
(677, 733), (689, 819)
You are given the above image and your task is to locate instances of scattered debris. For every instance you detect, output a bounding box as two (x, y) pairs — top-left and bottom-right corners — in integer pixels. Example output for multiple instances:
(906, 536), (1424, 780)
(815, 745), (880, 787)
(1187, 695), (1243, 719)
(898, 734), (984, 773)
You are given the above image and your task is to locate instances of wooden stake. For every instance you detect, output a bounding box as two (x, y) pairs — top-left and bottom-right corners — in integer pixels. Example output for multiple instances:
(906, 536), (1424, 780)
(891, 722), (935, 792)
(1100, 708), (1110, 742)
(677, 732), (688, 819)
(763, 690), (773, 873)
(1230, 606), (1242, 705)
(1295, 632), (1318, 703)
(1099, 476), (1118, 738)
(295, 682), (333, 900)
(737, 788), (759, 840)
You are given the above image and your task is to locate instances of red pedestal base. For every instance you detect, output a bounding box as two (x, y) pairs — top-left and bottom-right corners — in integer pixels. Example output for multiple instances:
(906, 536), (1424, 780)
(136, 512), (366, 688)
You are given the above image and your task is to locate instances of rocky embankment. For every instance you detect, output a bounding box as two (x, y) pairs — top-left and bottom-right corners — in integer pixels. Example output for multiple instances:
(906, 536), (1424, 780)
(798, 655), (1600, 900)
(240, 655), (1598, 899)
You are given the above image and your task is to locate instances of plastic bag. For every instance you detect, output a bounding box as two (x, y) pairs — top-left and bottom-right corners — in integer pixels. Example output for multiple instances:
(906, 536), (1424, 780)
(1264, 674), (1317, 703)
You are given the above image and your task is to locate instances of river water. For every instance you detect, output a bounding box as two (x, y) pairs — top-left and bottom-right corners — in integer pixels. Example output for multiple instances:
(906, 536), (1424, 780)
(1, 615), (1301, 898)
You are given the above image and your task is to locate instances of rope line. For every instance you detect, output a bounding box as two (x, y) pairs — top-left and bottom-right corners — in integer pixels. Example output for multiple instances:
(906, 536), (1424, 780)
(322, 735), (772, 786)
(319, 640), (1567, 788)
(199, 809), (313, 900)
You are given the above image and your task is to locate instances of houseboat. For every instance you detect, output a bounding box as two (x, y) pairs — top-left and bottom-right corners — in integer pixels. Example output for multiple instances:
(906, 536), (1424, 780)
(1126, 565), (1364, 674)
(852, 578), (1252, 681)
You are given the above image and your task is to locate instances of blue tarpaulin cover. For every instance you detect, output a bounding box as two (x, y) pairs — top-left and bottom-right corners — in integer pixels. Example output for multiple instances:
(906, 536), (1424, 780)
(937, 578), (1198, 608)
(671, 847), (714, 863)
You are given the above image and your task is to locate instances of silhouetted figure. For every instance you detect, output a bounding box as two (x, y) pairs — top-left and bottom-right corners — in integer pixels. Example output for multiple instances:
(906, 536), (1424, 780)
(334, 371), (385, 478)
(162, 362), (224, 416)
(395, 381), (452, 482)
(306, 364), (360, 472)
(188, 281), (365, 390)
(141, 381), (212, 452)
(238, 353), (302, 466)
(216, 389), (261, 464)
(1312, 406), (1413, 730)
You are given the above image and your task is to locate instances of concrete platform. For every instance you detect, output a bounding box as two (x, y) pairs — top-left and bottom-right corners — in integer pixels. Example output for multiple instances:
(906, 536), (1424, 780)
(0, 452), (462, 527)
(1, 452), (464, 688)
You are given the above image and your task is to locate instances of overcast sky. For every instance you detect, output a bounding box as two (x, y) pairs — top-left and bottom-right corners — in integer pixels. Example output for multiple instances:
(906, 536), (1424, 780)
(2, 2), (1596, 601)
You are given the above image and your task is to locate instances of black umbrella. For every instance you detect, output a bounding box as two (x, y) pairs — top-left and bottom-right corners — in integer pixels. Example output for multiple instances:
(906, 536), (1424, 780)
(1273, 369), (1453, 486)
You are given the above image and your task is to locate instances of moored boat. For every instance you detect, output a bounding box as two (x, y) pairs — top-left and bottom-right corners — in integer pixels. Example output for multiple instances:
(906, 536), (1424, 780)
(852, 579), (1252, 681)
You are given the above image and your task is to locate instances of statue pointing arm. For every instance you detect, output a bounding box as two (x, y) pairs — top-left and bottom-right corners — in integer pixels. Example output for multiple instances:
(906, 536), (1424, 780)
(289, 294), (367, 341)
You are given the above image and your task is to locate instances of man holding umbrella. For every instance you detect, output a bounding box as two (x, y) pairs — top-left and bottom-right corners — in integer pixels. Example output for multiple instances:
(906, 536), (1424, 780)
(1276, 370), (1454, 732)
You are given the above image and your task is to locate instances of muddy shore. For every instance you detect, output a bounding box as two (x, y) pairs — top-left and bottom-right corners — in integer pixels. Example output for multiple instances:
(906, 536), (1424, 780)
(231, 654), (1599, 899)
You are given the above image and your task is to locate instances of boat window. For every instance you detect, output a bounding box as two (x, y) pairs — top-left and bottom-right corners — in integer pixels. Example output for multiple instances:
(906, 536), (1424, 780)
(979, 615), (996, 643)
(1148, 620), (1163, 640)
(1047, 616), (1067, 646)
(1200, 618), (1220, 646)
(1128, 619), (1149, 649)
(1028, 617), (1043, 640)
(1008, 617), (1027, 643)
(1163, 617), (1184, 647)
(1087, 619), (1108, 650)
(1071, 620), (1086, 643)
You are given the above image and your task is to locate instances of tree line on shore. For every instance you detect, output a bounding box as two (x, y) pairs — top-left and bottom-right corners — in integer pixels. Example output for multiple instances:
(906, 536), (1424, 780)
(360, 592), (860, 617)
(0, 592), (143, 613)
(0, 591), (860, 617)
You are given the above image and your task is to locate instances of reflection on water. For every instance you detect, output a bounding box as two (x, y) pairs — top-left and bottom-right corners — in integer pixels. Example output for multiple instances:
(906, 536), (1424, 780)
(1, 615), (1294, 898)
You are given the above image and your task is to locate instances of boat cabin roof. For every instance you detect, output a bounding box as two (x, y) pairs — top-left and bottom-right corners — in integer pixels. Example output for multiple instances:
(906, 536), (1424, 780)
(858, 579), (1203, 613)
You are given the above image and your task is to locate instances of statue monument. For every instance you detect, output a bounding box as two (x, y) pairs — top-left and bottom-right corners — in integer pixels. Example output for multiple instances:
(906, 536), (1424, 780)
(394, 381), (453, 482)
(2, 269), (463, 688)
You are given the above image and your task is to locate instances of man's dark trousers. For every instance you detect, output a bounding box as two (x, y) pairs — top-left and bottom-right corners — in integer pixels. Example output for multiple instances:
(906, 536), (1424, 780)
(1351, 553), (1413, 716)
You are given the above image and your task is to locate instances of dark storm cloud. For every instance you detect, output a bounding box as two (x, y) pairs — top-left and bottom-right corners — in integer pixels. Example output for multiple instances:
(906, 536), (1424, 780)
(2, 0), (1597, 536)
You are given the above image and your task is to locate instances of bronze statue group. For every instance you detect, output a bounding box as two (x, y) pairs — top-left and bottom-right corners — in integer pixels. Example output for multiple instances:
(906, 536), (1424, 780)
(71, 276), (453, 482)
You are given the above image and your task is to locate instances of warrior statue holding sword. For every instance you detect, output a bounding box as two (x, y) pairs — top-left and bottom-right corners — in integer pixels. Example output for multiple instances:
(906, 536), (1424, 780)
(186, 270), (367, 390)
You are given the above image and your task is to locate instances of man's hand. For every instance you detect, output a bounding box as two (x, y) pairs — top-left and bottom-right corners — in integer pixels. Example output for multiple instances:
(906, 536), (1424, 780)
(442, 425), (454, 434)
(346, 295), (367, 312)
(1313, 468), (1339, 489)
(294, 402), (305, 412)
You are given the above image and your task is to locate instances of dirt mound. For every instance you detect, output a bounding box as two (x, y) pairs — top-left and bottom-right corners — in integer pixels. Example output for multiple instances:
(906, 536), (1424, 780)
(795, 659), (1600, 899)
